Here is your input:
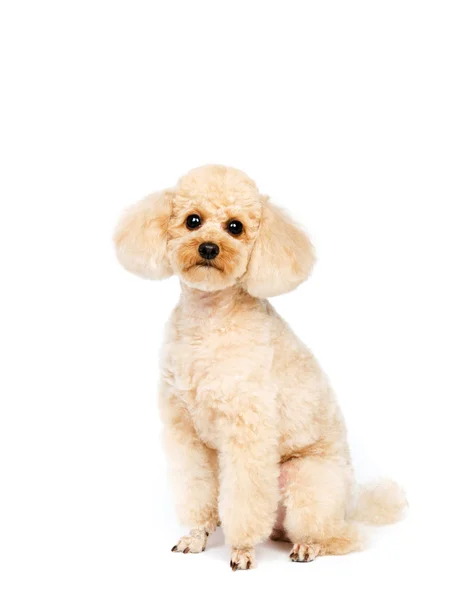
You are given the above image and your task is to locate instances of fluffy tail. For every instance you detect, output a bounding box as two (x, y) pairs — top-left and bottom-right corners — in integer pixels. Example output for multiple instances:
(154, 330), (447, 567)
(317, 479), (407, 556)
(351, 478), (408, 525)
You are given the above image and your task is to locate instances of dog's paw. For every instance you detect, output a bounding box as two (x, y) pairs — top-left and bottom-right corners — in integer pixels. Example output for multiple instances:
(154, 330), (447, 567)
(171, 529), (208, 554)
(230, 547), (255, 571)
(289, 543), (320, 563)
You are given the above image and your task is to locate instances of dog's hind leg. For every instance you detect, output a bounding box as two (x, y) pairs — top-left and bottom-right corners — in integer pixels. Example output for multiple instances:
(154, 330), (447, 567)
(281, 455), (363, 562)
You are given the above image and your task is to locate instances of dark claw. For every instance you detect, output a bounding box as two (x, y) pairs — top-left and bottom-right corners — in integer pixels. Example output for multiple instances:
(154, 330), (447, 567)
(206, 532), (209, 537)
(232, 563), (238, 571)
(304, 554), (309, 561)
(183, 547), (190, 554)
(246, 560), (251, 569)
(171, 546), (178, 552)
(290, 552), (298, 560)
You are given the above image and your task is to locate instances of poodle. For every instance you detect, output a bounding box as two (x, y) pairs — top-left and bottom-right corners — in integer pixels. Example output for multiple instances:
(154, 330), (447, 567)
(114, 165), (406, 570)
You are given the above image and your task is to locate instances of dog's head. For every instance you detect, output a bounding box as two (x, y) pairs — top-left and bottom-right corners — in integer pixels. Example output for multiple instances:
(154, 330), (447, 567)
(114, 165), (315, 297)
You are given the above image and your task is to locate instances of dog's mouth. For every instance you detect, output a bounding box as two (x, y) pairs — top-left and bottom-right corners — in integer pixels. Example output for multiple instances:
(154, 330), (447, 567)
(194, 261), (223, 272)
(184, 261), (223, 273)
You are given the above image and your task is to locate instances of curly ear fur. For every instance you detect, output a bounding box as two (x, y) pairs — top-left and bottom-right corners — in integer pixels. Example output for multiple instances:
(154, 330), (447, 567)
(114, 190), (173, 279)
(243, 197), (315, 298)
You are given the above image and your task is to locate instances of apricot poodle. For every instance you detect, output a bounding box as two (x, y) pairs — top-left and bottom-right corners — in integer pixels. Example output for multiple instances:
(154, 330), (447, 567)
(114, 165), (406, 570)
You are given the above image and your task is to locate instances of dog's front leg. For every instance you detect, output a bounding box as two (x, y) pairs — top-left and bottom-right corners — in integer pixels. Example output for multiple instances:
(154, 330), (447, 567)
(160, 381), (219, 554)
(217, 392), (280, 570)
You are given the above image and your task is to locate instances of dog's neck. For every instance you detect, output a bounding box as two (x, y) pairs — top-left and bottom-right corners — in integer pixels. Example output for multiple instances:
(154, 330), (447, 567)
(179, 282), (247, 319)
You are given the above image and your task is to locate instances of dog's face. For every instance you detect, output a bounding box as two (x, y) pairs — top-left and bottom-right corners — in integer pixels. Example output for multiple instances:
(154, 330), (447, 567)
(115, 165), (315, 297)
(166, 167), (262, 292)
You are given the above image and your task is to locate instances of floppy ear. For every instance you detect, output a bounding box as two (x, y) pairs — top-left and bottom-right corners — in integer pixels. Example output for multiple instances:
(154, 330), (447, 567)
(243, 197), (315, 298)
(113, 190), (173, 279)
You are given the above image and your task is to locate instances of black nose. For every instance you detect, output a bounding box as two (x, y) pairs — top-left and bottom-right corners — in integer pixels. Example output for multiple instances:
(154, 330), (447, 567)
(198, 242), (220, 260)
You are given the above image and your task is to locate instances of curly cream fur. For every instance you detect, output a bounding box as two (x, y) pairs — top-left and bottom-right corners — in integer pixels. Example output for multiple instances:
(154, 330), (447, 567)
(114, 165), (407, 570)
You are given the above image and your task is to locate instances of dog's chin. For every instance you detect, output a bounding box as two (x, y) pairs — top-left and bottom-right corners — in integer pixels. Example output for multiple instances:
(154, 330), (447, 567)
(178, 263), (238, 292)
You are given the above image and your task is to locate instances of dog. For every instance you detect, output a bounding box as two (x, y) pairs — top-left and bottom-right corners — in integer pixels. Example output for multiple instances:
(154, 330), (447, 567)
(114, 165), (406, 570)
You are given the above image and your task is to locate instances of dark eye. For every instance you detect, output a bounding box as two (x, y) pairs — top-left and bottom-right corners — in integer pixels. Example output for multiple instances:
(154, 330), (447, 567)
(227, 220), (243, 235)
(186, 214), (202, 230)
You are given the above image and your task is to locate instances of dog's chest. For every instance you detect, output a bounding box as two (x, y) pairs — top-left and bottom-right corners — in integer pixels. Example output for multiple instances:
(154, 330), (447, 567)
(167, 326), (232, 445)
(167, 308), (263, 392)
(170, 329), (221, 391)
(165, 311), (271, 446)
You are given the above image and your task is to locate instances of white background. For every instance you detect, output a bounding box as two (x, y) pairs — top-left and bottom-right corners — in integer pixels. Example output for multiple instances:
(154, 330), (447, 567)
(1, 1), (465, 598)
